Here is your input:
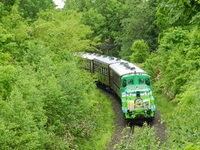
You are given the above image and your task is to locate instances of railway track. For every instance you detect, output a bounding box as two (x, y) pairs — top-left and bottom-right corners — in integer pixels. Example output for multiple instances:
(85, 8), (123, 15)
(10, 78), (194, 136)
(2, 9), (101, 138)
(98, 86), (166, 150)
(124, 125), (134, 148)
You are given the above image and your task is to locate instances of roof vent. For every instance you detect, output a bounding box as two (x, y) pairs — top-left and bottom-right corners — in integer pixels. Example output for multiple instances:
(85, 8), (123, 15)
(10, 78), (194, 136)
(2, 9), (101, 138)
(116, 58), (121, 61)
(130, 67), (135, 70)
(124, 63), (129, 67)
(109, 57), (115, 60)
(125, 65), (131, 69)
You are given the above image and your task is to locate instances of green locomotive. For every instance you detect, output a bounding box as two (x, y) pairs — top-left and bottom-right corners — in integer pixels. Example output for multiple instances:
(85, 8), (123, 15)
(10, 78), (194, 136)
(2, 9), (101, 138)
(81, 53), (156, 122)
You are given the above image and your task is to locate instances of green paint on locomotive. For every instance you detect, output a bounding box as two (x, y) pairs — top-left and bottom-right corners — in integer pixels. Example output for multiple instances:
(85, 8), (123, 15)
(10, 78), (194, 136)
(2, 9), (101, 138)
(120, 74), (156, 120)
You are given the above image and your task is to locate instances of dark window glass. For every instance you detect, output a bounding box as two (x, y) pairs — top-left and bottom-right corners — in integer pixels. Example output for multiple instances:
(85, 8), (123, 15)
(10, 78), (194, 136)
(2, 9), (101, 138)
(128, 79), (133, 84)
(145, 78), (150, 86)
(139, 78), (144, 84)
(122, 79), (127, 87)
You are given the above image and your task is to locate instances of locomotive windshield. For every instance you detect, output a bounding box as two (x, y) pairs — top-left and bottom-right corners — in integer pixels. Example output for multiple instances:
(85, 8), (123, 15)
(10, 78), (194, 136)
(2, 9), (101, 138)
(121, 75), (151, 88)
(120, 74), (155, 120)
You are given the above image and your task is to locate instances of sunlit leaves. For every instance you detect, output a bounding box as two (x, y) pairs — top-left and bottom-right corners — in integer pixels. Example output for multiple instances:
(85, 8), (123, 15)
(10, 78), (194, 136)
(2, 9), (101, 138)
(64, 0), (125, 55)
(167, 70), (200, 149)
(33, 10), (93, 52)
(18, 0), (55, 20)
(156, 0), (200, 30)
(153, 27), (191, 97)
(118, 0), (158, 60)
(130, 40), (149, 63)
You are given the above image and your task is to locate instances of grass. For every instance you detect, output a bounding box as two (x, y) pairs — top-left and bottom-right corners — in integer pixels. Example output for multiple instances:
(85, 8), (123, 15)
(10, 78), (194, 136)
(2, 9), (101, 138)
(76, 90), (115, 150)
(154, 92), (174, 122)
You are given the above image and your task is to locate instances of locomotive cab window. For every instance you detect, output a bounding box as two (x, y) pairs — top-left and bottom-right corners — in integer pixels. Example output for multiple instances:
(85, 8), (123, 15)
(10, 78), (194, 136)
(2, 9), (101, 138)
(139, 78), (144, 84)
(145, 78), (150, 86)
(122, 79), (127, 87)
(128, 79), (133, 85)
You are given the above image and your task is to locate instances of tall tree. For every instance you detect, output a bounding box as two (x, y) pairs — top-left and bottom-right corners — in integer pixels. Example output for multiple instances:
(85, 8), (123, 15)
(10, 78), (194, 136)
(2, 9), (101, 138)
(64, 0), (126, 56)
(0, 0), (56, 20)
(18, 0), (55, 20)
(156, 0), (200, 30)
(130, 40), (149, 63)
(118, 0), (158, 60)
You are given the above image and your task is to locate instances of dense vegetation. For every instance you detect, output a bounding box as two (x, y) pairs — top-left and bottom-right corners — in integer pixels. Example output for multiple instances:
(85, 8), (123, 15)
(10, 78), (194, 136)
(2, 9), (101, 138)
(0, 1), (114, 149)
(0, 0), (199, 149)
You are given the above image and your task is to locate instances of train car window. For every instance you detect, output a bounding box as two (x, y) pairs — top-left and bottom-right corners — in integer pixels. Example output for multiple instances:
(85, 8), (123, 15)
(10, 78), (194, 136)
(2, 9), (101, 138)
(105, 68), (108, 76)
(122, 79), (127, 87)
(145, 78), (150, 86)
(128, 79), (133, 85)
(94, 61), (99, 72)
(139, 78), (144, 84)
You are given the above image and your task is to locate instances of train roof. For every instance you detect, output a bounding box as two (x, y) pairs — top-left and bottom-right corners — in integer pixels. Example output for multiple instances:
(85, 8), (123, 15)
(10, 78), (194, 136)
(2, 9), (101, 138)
(80, 53), (148, 77)
(80, 53), (98, 60)
(93, 54), (124, 65)
(110, 61), (147, 77)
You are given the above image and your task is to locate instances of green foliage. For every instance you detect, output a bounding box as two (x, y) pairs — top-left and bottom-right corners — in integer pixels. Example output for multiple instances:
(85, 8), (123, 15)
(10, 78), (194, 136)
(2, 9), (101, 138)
(136, 1), (200, 150)
(64, 0), (126, 56)
(156, 0), (200, 30)
(130, 40), (149, 63)
(0, 4), (31, 61)
(0, 65), (67, 149)
(0, 3), (114, 149)
(118, 0), (158, 60)
(0, 0), (15, 13)
(0, 66), (15, 100)
(143, 52), (160, 82)
(145, 27), (195, 98)
(115, 123), (161, 150)
(164, 70), (200, 149)
(18, 0), (55, 20)
(33, 10), (93, 52)
(0, 51), (11, 65)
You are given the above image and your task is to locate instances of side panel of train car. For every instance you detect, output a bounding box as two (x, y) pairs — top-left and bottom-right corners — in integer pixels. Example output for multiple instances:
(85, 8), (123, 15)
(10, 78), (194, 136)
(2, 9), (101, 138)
(93, 56), (120, 87)
(93, 60), (110, 86)
(109, 68), (121, 97)
(81, 53), (97, 73)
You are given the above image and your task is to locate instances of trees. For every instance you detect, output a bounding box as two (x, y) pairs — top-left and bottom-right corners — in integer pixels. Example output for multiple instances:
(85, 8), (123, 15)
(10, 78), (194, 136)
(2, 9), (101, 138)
(64, 0), (126, 56)
(158, 69), (200, 150)
(142, 1), (200, 149)
(0, 0), (55, 21)
(18, 0), (55, 20)
(130, 40), (149, 63)
(0, 2), (114, 148)
(156, 0), (200, 30)
(118, 0), (158, 60)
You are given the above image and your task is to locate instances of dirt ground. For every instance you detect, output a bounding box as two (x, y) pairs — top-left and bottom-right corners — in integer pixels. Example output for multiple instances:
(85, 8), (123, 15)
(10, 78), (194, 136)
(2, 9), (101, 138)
(100, 89), (167, 150)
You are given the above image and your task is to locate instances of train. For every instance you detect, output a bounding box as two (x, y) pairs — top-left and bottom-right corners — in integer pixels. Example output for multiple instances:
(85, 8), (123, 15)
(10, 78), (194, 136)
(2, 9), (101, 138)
(80, 53), (156, 122)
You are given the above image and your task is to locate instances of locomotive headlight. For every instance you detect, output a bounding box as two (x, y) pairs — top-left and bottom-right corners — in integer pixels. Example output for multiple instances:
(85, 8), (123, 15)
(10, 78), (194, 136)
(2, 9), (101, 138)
(128, 93), (133, 96)
(147, 109), (151, 115)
